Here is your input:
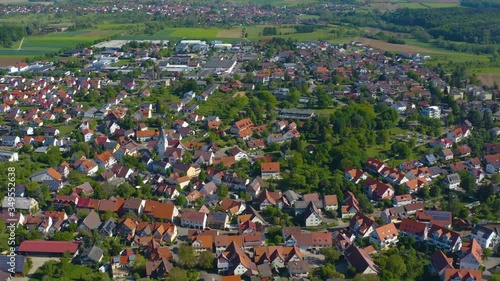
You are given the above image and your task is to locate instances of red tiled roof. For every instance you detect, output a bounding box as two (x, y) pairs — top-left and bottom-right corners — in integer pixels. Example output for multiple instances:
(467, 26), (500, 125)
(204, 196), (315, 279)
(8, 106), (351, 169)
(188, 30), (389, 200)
(18, 240), (80, 254)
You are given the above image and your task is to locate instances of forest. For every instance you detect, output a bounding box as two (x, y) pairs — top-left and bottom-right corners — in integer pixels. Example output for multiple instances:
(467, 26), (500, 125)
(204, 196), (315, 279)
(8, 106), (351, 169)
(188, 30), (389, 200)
(460, 0), (500, 8)
(383, 8), (500, 44)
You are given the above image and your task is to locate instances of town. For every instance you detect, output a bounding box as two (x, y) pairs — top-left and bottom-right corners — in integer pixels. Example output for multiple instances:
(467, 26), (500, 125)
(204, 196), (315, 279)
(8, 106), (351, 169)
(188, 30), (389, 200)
(0, 34), (499, 281)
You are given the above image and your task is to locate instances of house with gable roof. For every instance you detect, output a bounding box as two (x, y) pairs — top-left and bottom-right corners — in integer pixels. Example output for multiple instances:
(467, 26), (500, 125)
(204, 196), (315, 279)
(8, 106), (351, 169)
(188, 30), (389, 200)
(341, 191), (362, 219)
(427, 224), (462, 252)
(369, 223), (399, 249)
(349, 213), (376, 238)
(429, 250), (454, 277)
(469, 224), (499, 249)
(343, 244), (380, 274)
(303, 201), (322, 227)
(443, 268), (482, 281)
(459, 238), (483, 270)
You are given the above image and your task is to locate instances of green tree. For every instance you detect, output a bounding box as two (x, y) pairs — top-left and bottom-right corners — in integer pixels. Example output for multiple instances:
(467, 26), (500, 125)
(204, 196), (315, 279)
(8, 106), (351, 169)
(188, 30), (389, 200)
(175, 194), (187, 207)
(178, 244), (196, 268)
(132, 255), (147, 277)
(217, 184), (229, 198)
(391, 142), (411, 159)
(165, 267), (189, 281)
(198, 250), (215, 269)
(320, 247), (340, 264)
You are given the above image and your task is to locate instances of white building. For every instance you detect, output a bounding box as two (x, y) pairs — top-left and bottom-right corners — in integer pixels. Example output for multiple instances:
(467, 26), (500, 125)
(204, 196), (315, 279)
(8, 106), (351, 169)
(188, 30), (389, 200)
(421, 106), (441, 119)
(0, 150), (19, 162)
(470, 224), (499, 249)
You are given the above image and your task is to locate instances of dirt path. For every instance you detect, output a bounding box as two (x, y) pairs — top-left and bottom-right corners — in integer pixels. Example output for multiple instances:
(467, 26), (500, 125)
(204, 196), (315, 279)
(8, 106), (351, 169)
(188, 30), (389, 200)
(18, 37), (25, 50)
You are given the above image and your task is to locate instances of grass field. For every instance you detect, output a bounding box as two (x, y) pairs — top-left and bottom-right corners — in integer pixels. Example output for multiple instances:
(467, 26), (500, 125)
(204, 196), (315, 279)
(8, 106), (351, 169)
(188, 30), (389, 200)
(29, 263), (94, 281)
(0, 25), (127, 58)
(227, 0), (317, 6)
(399, 2), (459, 8)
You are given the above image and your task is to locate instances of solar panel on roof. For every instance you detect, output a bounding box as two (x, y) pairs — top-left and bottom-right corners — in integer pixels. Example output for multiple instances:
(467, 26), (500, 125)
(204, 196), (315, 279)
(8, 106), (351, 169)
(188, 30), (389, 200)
(434, 216), (450, 221)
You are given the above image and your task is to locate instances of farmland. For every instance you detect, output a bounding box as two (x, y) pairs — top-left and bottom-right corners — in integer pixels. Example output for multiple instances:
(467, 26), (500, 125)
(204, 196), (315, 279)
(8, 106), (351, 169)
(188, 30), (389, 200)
(0, 25), (129, 58)
(227, 0), (317, 6)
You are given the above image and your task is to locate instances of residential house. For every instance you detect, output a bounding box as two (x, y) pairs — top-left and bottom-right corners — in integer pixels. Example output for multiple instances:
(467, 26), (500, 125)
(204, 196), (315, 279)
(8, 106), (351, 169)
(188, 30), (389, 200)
(123, 198), (146, 216)
(429, 250), (454, 277)
(78, 246), (104, 265)
(181, 210), (207, 229)
(469, 224), (499, 249)
(349, 213), (376, 238)
(2, 197), (39, 214)
(260, 162), (280, 179)
(369, 223), (399, 249)
(29, 168), (63, 182)
(427, 224), (462, 252)
(303, 201), (322, 227)
(393, 194), (413, 206)
(1, 136), (20, 147)
(343, 244), (380, 274)
(192, 235), (214, 253)
(416, 210), (452, 227)
(344, 168), (368, 184)
(323, 195), (338, 211)
(443, 269), (482, 281)
(255, 190), (287, 210)
(444, 173), (461, 190)
(287, 261), (310, 278)
(459, 239), (482, 270)
(447, 126), (472, 143)
(94, 151), (117, 169)
(341, 191), (361, 219)
(440, 149), (454, 161)
(77, 210), (101, 231)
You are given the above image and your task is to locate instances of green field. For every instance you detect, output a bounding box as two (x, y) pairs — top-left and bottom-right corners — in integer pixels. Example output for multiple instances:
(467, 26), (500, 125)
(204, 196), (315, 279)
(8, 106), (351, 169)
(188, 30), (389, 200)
(0, 25), (128, 57)
(29, 263), (94, 281)
(470, 67), (500, 75)
(227, 0), (317, 6)
(399, 2), (460, 8)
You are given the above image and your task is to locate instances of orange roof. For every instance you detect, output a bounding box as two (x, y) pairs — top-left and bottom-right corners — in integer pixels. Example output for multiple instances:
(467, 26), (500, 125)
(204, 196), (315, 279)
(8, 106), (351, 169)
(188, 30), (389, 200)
(212, 156), (236, 167)
(47, 168), (63, 181)
(193, 235), (213, 249)
(222, 276), (242, 281)
(374, 223), (399, 240)
(323, 195), (338, 205)
(316, 67), (328, 73)
(136, 130), (158, 138)
(95, 151), (114, 164)
(261, 162), (280, 173)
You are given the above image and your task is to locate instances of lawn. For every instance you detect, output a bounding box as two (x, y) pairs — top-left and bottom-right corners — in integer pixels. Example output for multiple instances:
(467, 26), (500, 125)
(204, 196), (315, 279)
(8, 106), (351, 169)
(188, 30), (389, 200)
(53, 124), (75, 137)
(29, 263), (94, 281)
(314, 107), (337, 115)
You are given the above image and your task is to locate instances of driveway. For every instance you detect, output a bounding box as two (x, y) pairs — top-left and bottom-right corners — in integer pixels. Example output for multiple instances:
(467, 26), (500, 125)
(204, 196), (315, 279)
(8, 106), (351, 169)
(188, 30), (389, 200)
(14, 257), (59, 281)
(483, 257), (500, 278)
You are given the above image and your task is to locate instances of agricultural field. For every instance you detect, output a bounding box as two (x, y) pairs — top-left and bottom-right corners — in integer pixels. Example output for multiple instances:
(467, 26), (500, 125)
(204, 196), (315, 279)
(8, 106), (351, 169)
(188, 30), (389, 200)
(366, 0), (460, 10)
(227, 0), (317, 6)
(471, 68), (500, 87)
(0, 25), (128, 58)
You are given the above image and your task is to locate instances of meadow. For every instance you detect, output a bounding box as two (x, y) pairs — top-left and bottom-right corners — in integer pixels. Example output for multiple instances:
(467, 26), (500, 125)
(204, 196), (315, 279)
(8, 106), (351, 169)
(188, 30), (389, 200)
(227, 0), (316, 6)
(0, 25), (128, 58)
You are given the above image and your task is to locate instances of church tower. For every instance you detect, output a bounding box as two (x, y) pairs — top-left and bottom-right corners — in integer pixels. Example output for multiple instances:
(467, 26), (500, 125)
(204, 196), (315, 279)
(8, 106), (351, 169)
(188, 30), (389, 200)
(156, 128), (168, 159)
